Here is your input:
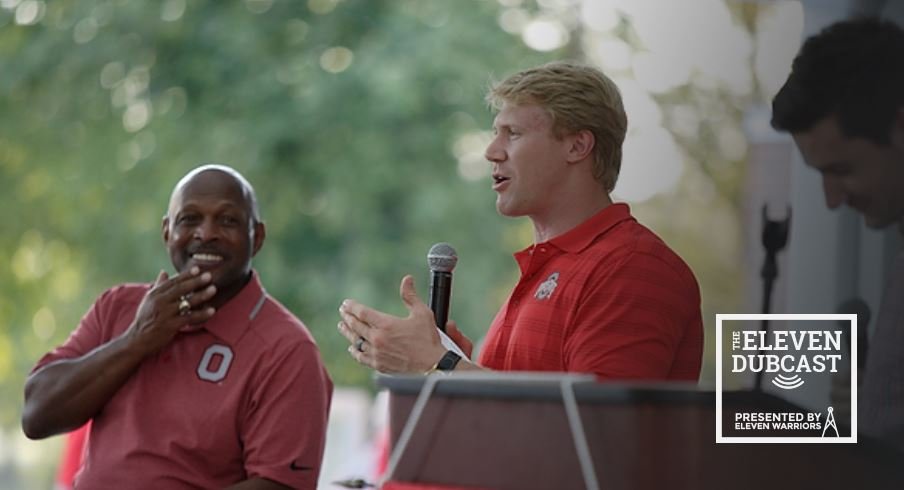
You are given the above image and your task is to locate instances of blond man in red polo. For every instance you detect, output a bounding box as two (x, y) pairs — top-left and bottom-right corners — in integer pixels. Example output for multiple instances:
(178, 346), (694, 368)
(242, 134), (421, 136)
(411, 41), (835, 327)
(338, 62), (703, 381)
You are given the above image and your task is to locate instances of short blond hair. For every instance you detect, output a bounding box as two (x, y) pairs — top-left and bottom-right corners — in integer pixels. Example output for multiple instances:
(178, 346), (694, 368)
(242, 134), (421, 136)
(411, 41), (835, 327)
(486, 61), (628, 192)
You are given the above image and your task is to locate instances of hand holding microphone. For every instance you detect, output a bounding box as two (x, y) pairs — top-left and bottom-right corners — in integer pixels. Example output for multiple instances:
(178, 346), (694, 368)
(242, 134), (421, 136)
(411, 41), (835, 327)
(336, 243), (468, 372)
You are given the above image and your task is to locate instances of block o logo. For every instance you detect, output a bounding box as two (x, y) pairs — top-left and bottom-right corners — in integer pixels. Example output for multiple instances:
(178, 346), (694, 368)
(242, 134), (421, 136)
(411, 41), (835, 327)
(197, 343), (234, 383)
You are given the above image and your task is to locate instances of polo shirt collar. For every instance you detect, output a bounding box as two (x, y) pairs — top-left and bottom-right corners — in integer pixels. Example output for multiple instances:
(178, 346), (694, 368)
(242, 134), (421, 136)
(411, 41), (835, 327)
(198, 270), (267, 345)
(548, 202), (634, 254)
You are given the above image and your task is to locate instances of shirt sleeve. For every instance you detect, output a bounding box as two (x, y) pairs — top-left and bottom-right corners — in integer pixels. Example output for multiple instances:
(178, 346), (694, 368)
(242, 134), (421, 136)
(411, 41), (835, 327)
(32, 287), (118, 373)
(240, 339), (333, 489)
(563, 249), (701, 381)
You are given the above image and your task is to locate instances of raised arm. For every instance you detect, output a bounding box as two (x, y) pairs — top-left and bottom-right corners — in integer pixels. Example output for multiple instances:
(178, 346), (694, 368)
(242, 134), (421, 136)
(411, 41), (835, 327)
(22, 268), (216, 439)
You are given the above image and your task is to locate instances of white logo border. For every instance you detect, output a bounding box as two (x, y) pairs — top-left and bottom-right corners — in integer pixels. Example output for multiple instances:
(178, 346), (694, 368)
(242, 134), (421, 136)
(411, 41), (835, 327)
(715, 313), (858, 444)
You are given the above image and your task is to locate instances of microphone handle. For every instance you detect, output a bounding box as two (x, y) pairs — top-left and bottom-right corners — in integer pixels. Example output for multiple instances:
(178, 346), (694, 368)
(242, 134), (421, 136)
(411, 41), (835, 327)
(429, 271), (452, 332)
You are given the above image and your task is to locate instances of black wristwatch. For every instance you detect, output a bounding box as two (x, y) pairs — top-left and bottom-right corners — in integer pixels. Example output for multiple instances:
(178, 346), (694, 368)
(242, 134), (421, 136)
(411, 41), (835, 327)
(427, 350), (462, 373)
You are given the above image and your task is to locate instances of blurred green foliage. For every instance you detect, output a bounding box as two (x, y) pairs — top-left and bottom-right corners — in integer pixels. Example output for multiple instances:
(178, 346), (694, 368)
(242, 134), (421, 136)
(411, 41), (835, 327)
(0, 2), (757, 471)
(0, 0), (559, 429)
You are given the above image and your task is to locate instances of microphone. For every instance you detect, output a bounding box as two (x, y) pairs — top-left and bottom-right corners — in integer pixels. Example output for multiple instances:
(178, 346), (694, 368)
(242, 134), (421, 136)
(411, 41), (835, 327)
(837, 297), (870, 368)
(427, 243), (457, 332)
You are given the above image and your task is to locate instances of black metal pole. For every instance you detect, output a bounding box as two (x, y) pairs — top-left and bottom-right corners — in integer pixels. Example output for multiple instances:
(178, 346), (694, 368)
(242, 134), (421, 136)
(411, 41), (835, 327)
(755, 205), (790, 391)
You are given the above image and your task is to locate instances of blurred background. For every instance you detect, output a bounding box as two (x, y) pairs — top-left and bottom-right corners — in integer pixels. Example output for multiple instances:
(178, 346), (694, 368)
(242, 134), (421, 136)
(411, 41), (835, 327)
(4, 0), (891, 488)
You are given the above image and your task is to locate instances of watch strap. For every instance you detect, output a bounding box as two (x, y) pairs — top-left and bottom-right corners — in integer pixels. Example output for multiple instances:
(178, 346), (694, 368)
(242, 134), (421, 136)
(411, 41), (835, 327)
(426, 350), (462, 374)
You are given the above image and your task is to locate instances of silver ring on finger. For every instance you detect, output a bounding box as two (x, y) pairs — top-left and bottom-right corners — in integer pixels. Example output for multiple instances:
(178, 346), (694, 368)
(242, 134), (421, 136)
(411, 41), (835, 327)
(178, 296), (191, 316)
(354, 336), (366, 353)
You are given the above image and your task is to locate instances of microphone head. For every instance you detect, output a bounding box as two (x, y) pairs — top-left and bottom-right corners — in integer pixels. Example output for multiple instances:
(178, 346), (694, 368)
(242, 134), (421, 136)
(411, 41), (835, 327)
(427, 243), (458, 272)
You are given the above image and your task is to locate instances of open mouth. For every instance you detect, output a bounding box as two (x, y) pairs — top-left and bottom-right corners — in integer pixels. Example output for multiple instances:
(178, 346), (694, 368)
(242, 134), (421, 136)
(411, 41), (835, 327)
(492, 174), (510, 189)
(190, 252), (225, 265)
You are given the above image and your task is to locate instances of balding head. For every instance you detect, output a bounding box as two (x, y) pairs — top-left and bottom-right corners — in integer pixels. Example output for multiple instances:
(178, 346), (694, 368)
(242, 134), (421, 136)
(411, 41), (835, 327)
(167, 164), (261, 224)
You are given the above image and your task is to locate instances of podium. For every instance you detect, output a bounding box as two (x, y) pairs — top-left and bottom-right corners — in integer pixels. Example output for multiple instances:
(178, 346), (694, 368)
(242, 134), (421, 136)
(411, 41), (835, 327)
(377, 373), (904, 490)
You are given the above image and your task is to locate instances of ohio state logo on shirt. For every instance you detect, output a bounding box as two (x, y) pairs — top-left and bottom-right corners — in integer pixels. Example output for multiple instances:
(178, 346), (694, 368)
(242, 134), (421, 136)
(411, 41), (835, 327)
(197, 343), (234, 383)
(535, 272), (559, 300)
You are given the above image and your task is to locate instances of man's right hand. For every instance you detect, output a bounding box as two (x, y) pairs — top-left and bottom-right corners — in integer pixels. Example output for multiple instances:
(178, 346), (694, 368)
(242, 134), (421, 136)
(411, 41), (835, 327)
(125, 267), (217, 356)
(23, 267), (218, 439)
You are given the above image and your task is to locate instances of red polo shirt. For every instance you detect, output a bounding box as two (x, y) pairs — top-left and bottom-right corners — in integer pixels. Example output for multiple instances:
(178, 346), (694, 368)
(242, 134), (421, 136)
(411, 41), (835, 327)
(33, 272), (332, 489)
(478, 203), (703, 381)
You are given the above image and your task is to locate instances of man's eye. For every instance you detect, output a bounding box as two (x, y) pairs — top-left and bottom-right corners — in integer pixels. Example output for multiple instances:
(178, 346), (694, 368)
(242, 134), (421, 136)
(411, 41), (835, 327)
(221, 216), (239, 226)
(178, 215), (199, 225)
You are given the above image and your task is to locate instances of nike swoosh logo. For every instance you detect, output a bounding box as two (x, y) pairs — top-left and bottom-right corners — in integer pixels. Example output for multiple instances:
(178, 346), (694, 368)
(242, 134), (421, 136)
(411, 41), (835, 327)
(290, 460), (313, 471)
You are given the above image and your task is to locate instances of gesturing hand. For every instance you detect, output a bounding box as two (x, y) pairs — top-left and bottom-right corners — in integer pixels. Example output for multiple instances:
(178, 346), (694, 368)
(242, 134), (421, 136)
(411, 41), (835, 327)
(338, 275), (446, 373)
(125, 267), (217, 356)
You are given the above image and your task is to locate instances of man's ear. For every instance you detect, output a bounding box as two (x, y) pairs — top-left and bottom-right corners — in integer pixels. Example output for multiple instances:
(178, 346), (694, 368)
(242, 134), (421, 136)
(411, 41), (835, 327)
(251, 221), (266, 256)
(565, 129), (595, 164)
(161, 216), (170, 243)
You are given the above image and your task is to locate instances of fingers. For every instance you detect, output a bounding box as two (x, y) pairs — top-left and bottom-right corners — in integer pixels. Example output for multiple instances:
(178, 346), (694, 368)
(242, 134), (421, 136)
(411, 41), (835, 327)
(338, 320), (377, 368)
(170, 269), (214, 298)
(445, 319), (474, 358)
(145, 267), (216, 322)
(340, 275), (424, 327)
(347, 343), (374, 368)
(339, 299), (389, 328)
(446, 319), (461, 341)
(185, 284), (217, 308)
(338, 302), (382, 370)
(398, 275), (424, 311)
(154, 270), (169, 286)
(183, 305), (216, 325)
(151, 267), (193, 293)
(337, 319), (364, 346)
(174, 278), (216, 322)
(339, 276), (440, 373)
(399, 276), (435, 327)
(151, 266), (210, 295)
(338, 302), (377, 350)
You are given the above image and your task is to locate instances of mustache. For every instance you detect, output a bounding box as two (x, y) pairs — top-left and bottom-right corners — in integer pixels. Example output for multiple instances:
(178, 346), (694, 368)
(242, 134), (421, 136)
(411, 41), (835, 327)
(186, 246), (227, 257)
